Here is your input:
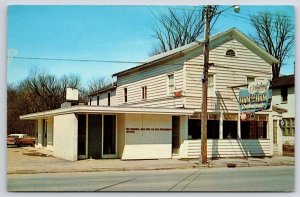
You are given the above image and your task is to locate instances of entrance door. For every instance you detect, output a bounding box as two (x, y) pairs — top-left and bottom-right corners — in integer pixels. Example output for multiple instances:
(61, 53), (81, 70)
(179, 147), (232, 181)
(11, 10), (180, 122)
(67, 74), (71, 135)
(273, 120), (278, 155)
(172, 116), (180, 154)
(88, 114), (102, 159)
(103, 115), (116, 155)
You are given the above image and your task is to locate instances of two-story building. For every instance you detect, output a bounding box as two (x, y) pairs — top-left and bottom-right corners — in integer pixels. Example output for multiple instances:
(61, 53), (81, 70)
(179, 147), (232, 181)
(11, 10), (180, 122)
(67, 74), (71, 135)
(21, 28), (281, 161)
(271, 75), (295, 155)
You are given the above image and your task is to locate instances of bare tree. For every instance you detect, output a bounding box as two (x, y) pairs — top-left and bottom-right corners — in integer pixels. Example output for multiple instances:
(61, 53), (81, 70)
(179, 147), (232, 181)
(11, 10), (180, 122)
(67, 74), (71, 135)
(7, 72), (84, 135)
(7, 83), (35, 135)
(150, 6), (218, 56)
(250, 12), (294, 78)
(88, 76), (110, 93)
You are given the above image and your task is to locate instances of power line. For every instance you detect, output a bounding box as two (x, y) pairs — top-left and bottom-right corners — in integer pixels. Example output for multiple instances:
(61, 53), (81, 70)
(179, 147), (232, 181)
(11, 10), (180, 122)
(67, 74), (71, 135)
(168, 7), (202, 12)
(8, 56), (273, 74)
(239, 9), (294, 18)
(222, 13), (285, 29)
(169, 6), (293, 19)
(8, 56), (146, 64)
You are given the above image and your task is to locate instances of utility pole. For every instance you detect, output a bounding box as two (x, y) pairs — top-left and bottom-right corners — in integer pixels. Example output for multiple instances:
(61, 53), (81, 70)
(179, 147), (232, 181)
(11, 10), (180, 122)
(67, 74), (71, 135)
(201, 5), (211, 164)
(200, 5), (239, 164)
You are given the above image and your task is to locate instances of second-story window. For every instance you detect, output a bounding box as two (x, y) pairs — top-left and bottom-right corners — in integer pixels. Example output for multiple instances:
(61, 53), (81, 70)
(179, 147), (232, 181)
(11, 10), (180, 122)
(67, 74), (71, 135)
(247, 76), (255, 85)
(281, 87), (288, 102)
(168, 74), (174, 94)
(208, 74), (215, 96)
(97, 95), (99, 106)
(142, 86), (147, 100)
(124, 88), (127, 103)
(225, 49), (236, 57)
(108, 92), (111, 106)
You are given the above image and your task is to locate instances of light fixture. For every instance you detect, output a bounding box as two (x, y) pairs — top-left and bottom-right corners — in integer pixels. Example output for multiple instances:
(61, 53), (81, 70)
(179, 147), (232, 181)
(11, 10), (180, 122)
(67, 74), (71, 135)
(233, 5), (240, 13)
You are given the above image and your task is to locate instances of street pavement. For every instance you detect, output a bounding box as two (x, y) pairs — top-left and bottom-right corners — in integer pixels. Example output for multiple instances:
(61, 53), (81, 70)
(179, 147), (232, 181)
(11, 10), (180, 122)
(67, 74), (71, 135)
(7, 166), (294, 191)
(6, 147), (295, 174)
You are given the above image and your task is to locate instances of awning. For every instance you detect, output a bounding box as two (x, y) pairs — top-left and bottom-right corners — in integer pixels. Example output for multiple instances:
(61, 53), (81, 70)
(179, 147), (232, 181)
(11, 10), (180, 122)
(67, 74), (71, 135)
(20, 105), (195, 120)
(272, 105), (288, 114)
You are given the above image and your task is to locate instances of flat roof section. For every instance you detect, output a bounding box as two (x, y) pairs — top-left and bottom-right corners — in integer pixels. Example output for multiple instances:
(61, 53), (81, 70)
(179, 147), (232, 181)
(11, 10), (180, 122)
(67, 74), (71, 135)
(20, 105), (195, 120)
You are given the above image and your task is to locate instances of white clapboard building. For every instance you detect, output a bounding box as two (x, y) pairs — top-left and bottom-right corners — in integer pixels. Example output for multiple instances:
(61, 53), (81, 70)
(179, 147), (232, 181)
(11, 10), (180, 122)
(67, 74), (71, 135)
(21, 28), (283, 161)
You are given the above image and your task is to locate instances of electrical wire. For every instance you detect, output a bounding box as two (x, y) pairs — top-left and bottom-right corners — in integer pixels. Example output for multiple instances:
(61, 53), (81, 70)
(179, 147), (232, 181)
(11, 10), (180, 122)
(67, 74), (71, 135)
(8, 55), (273, 75)
(8, 56), (146, 64)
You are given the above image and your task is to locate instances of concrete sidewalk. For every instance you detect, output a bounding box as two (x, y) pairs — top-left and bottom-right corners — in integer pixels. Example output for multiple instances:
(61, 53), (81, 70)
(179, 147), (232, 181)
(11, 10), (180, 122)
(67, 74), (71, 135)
(7, 147), (295, 174)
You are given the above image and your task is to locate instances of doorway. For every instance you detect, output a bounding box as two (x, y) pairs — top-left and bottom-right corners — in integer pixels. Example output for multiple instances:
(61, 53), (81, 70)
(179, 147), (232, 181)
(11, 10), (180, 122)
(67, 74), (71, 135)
(103, 115), (116, 155)
(172, 116), (180, 154)
(88, 114), (102, 159)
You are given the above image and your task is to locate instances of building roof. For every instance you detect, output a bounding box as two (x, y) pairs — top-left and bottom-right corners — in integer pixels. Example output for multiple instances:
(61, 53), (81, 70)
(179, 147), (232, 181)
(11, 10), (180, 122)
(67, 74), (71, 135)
(272, 75), (295, 88)
(88, 82), (117, 96)
(112, 28), (279, 77)
(20, 105), (195, 120)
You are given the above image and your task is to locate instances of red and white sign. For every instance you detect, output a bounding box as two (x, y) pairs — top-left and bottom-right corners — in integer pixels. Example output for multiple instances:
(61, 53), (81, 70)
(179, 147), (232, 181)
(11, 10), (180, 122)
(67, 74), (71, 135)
(240, 113), (247, 120)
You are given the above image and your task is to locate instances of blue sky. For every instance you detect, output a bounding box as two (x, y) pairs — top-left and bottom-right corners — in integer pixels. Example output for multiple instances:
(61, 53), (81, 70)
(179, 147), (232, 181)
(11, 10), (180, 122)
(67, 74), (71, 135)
(7, 5), (295, 87)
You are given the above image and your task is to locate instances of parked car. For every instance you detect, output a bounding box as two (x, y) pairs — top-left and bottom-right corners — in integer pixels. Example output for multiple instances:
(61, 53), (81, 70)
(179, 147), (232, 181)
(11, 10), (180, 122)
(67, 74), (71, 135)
(7, 134), (35, 147)
(7, 134), (26, 145)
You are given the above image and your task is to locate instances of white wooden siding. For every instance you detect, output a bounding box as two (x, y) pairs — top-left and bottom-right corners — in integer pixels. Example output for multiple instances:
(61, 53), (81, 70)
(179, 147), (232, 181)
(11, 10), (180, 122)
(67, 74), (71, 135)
(116, 59), (185, 108)
(90, 89), (117, 106)
(272, 87), (295, 118)
(186, 139), (271, 158)
(185, 39), (272, 111)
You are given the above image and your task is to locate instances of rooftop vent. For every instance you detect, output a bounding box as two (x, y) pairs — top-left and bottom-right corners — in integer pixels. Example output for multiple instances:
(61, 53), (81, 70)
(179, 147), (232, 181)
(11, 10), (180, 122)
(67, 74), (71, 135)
(61, 88), (79, 108)
(66, 88), (78, 101)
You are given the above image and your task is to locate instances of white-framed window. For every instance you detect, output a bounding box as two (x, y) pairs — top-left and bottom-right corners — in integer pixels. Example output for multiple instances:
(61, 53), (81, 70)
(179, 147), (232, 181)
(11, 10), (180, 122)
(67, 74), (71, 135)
(168, 74), (174, 94)
(282, 118), (295, 136)
(124, 88), (127, 103)
(108, 92), (111, 106)
(208, 74), (215, 96)
(281, 87), (288, 102)
(225, 49), (236, 57)
(142, 86), (147, 100)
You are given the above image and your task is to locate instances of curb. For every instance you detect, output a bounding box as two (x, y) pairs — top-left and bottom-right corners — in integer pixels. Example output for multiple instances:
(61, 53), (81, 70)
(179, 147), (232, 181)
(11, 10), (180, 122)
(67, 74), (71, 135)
(7, 163), (294, 175)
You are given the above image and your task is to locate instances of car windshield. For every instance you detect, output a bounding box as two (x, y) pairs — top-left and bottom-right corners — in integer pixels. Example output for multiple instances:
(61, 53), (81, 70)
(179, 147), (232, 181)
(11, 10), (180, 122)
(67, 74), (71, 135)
(8, 135), (19, 138)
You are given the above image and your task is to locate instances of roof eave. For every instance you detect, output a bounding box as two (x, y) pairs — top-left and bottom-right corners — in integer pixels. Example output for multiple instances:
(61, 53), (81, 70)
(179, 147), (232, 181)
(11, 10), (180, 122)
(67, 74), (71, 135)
(88, 85), (116, 96)
(112, 52), (185, 77)
(232, 29), (280, 65)
(20, 106), (195, 120)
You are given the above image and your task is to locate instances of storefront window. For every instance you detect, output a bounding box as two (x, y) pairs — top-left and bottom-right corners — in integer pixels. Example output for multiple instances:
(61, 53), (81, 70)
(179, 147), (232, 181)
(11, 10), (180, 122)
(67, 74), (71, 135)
(77, 114), (86, 156)
(223, 114), (238, 139)
(223, 121), (237, 139)
(241, 114), (268, 139)
(207, 120), (219, 139)
(188, 119), (201, 139)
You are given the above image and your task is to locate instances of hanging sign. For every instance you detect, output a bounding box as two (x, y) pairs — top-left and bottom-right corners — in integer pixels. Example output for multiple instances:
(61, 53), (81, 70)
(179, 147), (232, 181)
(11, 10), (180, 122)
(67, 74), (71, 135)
(239, 80), (272, 112)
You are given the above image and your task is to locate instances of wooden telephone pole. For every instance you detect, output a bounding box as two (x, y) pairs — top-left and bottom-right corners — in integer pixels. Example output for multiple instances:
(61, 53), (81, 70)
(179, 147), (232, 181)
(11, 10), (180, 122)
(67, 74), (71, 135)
(200, 5), (239, 164)
(201, 5), (211, 164)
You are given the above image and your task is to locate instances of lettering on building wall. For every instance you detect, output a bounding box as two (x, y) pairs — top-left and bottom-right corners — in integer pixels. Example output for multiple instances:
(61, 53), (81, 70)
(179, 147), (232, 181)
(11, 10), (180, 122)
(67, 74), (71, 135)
(126, 128), (172, 133)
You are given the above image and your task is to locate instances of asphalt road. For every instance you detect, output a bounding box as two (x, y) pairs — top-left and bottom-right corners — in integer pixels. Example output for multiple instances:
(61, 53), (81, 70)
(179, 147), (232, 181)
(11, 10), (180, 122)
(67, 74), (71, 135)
(7, 166), (294, 192)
